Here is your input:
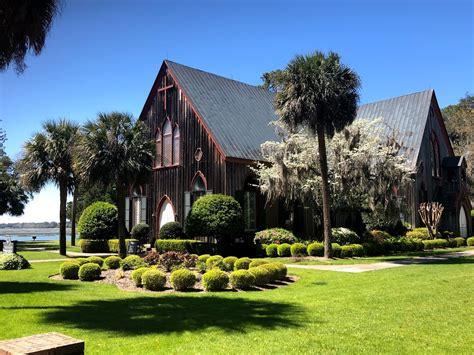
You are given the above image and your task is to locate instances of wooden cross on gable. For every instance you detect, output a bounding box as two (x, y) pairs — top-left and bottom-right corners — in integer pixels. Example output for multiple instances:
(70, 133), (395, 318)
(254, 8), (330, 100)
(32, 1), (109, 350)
(158, 71), (174, 112)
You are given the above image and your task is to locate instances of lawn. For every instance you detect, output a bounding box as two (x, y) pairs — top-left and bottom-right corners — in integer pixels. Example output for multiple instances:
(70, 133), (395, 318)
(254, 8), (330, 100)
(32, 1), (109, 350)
(16, 240), (82, 253)
(0, 257), (473, 354)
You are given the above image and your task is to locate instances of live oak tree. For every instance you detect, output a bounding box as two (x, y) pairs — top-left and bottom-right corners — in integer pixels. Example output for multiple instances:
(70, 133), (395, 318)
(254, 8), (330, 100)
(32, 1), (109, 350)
(262, 52), (360, 257)
(75, 112), (153, 258)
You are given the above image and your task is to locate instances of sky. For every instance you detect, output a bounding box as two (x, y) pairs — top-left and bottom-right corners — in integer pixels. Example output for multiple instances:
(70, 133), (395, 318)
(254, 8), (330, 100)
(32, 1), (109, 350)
(0, 0), (472, 223)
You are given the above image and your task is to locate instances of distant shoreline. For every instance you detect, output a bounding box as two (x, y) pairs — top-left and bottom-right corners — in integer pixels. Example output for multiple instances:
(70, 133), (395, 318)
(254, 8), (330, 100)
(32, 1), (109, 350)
(0, 228), (72, 236)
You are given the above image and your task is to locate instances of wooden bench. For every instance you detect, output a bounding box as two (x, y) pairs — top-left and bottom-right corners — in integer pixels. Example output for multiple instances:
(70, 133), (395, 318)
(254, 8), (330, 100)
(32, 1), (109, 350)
(0, 332), (84, 355)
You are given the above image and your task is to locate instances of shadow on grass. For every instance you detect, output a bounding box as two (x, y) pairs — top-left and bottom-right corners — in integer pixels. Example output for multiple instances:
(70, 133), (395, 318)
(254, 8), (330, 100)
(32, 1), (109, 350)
(38, 295), (303, 335)
(0, 281), (78, 294)
(411, 257), (474, 265)
(17, 241), (59, 251)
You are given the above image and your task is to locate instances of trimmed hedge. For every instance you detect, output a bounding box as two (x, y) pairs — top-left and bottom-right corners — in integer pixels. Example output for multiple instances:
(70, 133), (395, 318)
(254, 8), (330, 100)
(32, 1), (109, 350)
(131, 223), (150, 244)
(332, 243), (342, 258)
(234, 257), (252, 270)
(266, 244), (278, 257)
(155, 239), (213, 255)
(206, 255), (224, 270)
(75, 258), (89, 266)
(341, 244), (364, 258)
(108, 239), (139, 253)
(59, 261), (79, 279)
(121, 255), (147, 271)
(78, 263), (101, 281)
(131, 267), (149, 287)
(254, 228), (297, 245)
(202, 269), (229, 291)
(331, 227), (360, 245)
(277, 243), (291, 257)
(271, 262), (287, 279)
(467, 237), (474, 246)
(77, 201), (117, 239)
(230, 270), (255, 290)
(85, 256), (103, 267)
(79, 239), (108, 253)
(142, 269), (167, 291)
(249, 260), (268, 268)
(222, 256), (238, 271)
(104, 256), (122, 269)
(249, 266), (272, 286)
(307, 242), (324, 257)
(290, 243), (307, 257)
(423, 239), (449, 250)
(170, 269), (197, 291)
(159, 222), (185, 240)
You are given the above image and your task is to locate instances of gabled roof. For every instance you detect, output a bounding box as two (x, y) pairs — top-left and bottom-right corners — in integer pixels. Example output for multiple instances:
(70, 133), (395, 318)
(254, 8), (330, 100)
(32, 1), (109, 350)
(356, 89), (434, 165)
(165, 60), (279, 161)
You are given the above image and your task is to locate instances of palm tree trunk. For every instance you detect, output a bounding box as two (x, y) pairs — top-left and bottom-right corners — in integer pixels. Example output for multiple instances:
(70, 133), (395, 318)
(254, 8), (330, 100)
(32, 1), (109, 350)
(59, 180), (67, 256)
(117, 180), (127, 258)
(317, 125), (332, 258)
(71, 185), (78, 246)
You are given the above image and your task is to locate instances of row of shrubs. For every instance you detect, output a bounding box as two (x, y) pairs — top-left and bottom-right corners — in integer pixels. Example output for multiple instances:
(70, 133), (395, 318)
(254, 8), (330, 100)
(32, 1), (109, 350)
(78, 238), (139, 253)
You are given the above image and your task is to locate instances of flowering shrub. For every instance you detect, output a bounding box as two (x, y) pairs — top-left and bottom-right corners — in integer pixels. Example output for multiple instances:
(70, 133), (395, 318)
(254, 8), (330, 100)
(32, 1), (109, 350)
(254, 228), (297, 245)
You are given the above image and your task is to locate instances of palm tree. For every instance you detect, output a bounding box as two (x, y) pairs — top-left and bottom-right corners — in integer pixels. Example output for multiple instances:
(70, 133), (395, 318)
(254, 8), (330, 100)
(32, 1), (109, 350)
(75, 112), (153, 258)
(272, 51), (360, 257)
(17, 119), (79, 255)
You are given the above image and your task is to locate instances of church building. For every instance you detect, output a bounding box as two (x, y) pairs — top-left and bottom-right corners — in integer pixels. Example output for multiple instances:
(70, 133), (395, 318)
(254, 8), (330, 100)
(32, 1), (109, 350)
(125, 60), (472, 239)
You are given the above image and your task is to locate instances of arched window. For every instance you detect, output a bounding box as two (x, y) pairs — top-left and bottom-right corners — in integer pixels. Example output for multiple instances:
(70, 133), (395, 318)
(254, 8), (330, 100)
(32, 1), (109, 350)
(157, 196), (175, 230)
(162, 120), (172, 166)
(155, 129), (161, 167)
(173, 125), (180, 165)
(192, 174), (206, 202)
(430, 133), (440, 177)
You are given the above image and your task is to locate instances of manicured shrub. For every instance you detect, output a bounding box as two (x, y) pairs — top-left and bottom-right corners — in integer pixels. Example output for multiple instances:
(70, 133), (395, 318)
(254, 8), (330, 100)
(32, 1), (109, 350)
(159, 222), (185, 240)
(406, 228), (429, 240)
(331, 227), (360, 245)
(131, 267), (149, 287)
(254, 228), (297, 245)
(77, 201), (117, 239)
(85, 256), (104, 267)
(466, 237), (474, 246)
(331, 243), (342, 258)
(366, 230), (391, 243)
(59, 261), (80, 279)
(170, 269), (197, 291)
(261, 263), (280, 282)
(277, 243), (291, 257)
(271, 262), (288, 279)
(206, 255), (224, 270)
(185, 194), (243, 241)
(75, 258), (89, 266)
(107, 239), (139, 253)
(423, 239), (449, 250)
(158, 252), (195, 272)
(78, 239), (109, 253)
(222, 256), (238, 271)
(143, 251), (160, 266)
(266, 244), (278, 257)
(121, 255), (147, 271)
(249, 260), (268, 268)
(341, 244), (364, 258)
(78, 263), (101, 281)
(131, 223), (151, 244)
(0, 254), (30, 270)
(290, 243), (307, 257)
(198, 254), (211, 263)
(197, 254), (211, 272)
(104, 256), (121, 269)
(234, 257), (252, 270)
(362, 242), (384, 256)
(248, 266), (272, 286)
(142, 269), (167, 291)
(230, 270), (255, 290)
(202, 269), (229, 291)
(307, 242), (324, 257)
(155, 239), (212, 254)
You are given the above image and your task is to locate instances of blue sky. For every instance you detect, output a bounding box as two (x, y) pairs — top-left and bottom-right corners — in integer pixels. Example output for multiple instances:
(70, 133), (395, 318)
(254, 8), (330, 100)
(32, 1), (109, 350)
(0, 0), (472, 222)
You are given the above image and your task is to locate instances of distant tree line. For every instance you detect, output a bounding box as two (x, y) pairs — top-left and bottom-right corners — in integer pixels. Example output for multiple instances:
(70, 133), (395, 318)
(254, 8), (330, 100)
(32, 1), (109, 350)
(0, 221), (72, 229)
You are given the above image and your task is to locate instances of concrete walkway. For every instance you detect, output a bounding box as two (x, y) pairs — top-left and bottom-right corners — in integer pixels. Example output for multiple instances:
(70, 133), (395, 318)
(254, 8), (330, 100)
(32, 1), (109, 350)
(286, 249), (474, 273)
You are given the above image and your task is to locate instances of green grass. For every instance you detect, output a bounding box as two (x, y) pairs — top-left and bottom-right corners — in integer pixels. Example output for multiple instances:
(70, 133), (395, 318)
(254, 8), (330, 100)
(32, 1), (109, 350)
(263, 247), (471, 265)
(17, 251), (70, 261)
(16, 240), (82, 253)
(0, 257), (473, 354)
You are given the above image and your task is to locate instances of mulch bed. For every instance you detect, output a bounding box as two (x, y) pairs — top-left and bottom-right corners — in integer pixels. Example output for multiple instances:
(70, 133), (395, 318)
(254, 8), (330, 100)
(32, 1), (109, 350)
(50, 269), (297, 293)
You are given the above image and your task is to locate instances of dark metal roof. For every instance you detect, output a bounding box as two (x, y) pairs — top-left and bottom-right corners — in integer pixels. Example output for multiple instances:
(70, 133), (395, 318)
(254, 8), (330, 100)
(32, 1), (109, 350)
(442, 156), (465, 168)
(356, 89), (434, 165)
(166, 60), (279, 161)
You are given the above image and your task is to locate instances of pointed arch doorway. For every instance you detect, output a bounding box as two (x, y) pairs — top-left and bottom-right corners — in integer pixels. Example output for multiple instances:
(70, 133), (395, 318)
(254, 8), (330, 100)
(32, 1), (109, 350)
(459, 206), (468, 238)
(157, 196), (175, 231)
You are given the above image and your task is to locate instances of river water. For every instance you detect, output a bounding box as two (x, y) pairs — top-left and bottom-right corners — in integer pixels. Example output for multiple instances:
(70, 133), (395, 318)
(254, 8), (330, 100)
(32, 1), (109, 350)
(0, 228), (72, 241)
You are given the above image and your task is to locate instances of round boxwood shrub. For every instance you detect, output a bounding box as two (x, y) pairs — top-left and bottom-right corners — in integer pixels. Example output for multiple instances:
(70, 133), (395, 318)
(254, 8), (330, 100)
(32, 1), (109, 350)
(254, 228), (297, 245)
(159, 222), (185, 240)
(78, 239), (109, 253)
(0, 254), (30, 270)
(467, 237), (474, 246)
(78, 263), (101, 281)
(59, 261), (80, 279)
(185, 194), (243, 240)
(230, 270), (255, 290)
(142, 269), (167, 291)
(85, 256), (104, 267)
(331, 243), (342, 258)
(206, 255), (224, 270)
(75, 258), (89, 266)
(121, 255), (147, 271)
(170, 269), (197, 291)
(271, 262), (288, 279)
(202, 269), (229, 291)
(266, 244), (278, 257)
(331, 227), (360, 245)
(307, 242), (324, 256)
(340, 244), (364, 258)
(290, 243), (307, 257)
(249, 260), (268, 268)
(131, 223), (151, 244)
(234, 257), (252, 270)
(222, 256), (238, 271)
(277, 243), (291, 257)
(248, 266), (272, 286)
(104, 256), (121, 269)
(131, 267), (149, 287)
(77, 201), (118, 239)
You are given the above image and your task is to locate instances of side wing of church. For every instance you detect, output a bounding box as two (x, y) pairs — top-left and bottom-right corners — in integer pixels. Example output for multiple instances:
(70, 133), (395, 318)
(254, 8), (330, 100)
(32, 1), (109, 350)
(126, 61), (472, 240)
